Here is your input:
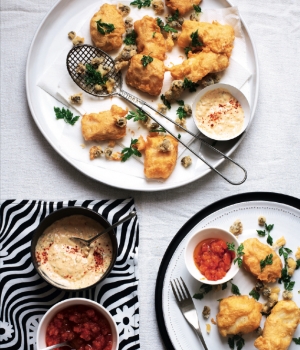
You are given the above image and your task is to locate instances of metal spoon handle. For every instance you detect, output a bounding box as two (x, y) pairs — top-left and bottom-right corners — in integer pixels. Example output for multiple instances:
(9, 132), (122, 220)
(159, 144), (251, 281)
(86, 210), (136, 246)
(40, 342), (72, 350)
(117, 89), (247, 185)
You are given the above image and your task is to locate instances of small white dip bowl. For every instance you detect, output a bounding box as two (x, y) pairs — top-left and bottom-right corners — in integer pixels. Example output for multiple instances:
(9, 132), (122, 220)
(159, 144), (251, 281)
(192, 83), (251, 141)
(184, 227), (240, 285)
(36, 298), (119, 350)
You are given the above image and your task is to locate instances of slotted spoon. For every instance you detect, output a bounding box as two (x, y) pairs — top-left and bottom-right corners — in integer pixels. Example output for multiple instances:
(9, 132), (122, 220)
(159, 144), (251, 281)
(66, 44), (247, 185)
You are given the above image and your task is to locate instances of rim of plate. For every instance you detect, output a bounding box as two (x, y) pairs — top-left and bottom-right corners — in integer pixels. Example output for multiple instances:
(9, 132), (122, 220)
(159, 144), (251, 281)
(25, 0), (259, 192)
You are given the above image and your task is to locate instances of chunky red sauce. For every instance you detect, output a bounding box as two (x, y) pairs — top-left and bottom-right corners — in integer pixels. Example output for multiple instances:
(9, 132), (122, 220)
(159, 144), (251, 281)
(46, 305), (113, 350)
(193, 238), (235, 281)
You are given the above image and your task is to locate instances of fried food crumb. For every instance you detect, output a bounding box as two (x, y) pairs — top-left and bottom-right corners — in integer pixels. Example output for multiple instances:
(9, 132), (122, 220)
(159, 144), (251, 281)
(104, 147), (113, 159)
(105, 78), (115, 93)
(229, 219), (243, 236)
(108, 141), (116, 148)
(115, 60), (129, 72)
(295, 247), (300, 260)
(175, 117), (186, 130)
(70, 93), (83, 105)
(97, 64), (111, 76)
(72, 36), (84, 46)
(90, 57), (104, 68)
(287, 257), (296, 276)
(258, 215), (267, 226)
(152, 0), (164, 14)
(76, 63), (86, 75)
(282, 290), (293, 300)
(272, 236), (286, 249)
(202, 306), (211, 319)
(118, 3), (130, 16)
(157, 103), (167, 115)
(116, 117), (127, 128)
(89, 146), (103, 160)
(68, 31), (76, 40)
(211, 318), (217, 325)
(181, 156), (192, 168)
(206, 323), (211, 334)
(124, 17), (133, 29)
(94, 84), (103, 93)
(111, 152), (122, 161)
(164, 80), (185, 102)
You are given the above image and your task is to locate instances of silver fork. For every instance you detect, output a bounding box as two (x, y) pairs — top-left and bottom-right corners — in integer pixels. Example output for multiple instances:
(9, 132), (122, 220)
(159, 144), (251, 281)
(171, 277), (208, 350)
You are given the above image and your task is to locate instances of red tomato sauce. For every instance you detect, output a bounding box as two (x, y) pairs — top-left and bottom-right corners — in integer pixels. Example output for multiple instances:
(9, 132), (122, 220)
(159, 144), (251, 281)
(193, 238), (235, 281)
(46, 305), (113, 350)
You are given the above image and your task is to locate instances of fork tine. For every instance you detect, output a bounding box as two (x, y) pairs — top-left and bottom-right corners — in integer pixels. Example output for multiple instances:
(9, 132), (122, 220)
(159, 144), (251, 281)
(170, 280), (180, 303)
(175, 278), (187, 300)
(180, 277), (192, 299)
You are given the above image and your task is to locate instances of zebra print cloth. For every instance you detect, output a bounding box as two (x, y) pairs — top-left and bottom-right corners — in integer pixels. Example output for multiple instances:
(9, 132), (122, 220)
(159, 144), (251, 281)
(0, 198), (140, 350)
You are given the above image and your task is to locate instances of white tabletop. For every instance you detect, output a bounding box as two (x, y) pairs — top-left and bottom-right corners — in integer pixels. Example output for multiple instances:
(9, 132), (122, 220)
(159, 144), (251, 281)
(1, 0), (300, 349)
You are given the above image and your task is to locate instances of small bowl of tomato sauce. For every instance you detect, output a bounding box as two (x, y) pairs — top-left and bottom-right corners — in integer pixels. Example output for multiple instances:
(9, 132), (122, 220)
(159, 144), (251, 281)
(185, 227), (240, 284)
(36, 298), (119, 350)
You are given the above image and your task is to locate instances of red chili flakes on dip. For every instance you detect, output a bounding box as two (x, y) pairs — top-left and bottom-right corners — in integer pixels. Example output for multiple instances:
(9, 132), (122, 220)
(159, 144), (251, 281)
(46, 305), (113, 350)
(193, 238), (235, 281)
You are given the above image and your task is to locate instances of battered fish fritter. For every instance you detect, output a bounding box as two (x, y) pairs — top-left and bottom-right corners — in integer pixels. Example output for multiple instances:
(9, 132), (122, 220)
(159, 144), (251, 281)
(81, 105), (128, 141)
(178, 20), (235, 57)
(168, 49), (229, 82)
(216, 295), (263, 337)
(165, 0), (202, 16)
(254, 300), (300, 350)
(90, 4), (125, 52)
(242, 238), (282, 283)
(134, 15), (166, 61)
(125, 54), (166, 96)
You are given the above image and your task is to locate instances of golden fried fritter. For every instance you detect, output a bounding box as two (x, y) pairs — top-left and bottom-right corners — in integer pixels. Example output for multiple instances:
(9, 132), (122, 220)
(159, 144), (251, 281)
(254, 300), (300, 350)
(81, 105), (128, 141)
(143, 135), (178, 179)
(242, 238), (282, 283)
(125, 54), (165, 96)
(134, 15), (166, 61)
(165, 0), (202, 16)
(178, 20), (235, 57)
(216, 295), (263, 337)
(90, 4), (125, 52)
(168, 49), (229, 82)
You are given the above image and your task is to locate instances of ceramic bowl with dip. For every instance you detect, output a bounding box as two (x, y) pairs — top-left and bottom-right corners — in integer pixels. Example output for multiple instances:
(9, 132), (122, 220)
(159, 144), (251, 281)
(31, 207), (118, 291)
(192, 83), (251, 141)
(36, 297), (119, 350)
(185, 227), (240, 285)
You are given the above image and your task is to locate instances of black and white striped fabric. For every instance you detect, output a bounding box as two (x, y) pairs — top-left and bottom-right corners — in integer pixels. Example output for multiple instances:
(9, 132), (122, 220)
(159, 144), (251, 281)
(0, 198), (140, 350)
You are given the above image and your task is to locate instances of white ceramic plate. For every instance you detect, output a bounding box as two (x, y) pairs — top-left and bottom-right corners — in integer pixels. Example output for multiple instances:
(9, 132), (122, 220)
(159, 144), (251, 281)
(156, 193), (300, 349)
(26, 0), (259, 191)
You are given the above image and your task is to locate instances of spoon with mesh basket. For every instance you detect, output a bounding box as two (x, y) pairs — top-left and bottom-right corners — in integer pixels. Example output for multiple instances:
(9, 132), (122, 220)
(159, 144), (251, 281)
(66, 44), (247, 185)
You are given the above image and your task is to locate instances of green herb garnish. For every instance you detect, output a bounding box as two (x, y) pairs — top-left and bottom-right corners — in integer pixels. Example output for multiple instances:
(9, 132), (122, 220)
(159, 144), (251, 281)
(183, 77), (199, 92)
(178, 134), (181, 139)
(190, 29), (203, 47)
(256, 230), (266, 237)
(176, 107), (187, 120)
(156, 18), (178, 33)
(230, 281), (241, 295)
(184, 46), (192, 58)
(296, 259), (300, 270)
(193, 4), (202, 13)
(284, 281), (295, 291)
(126, 109), (148, 122)
(227, 242), (235, 251)
(177, 100), (184, 106)
(150, 126), (166, 133)
(161, 94), (171, 109)
(167, 9), (180, 22)
(293, 337), (300, 345)
(193, 284), (213, 300)
(152, 31), (156, 38)
(260, 254), (273, 271)
(54, 107), (80, 125)
(123, 30), (137, 45)
(130, 0), (152, 9)
(257, 223), (274, 245)
(121, 139), (142, 162)
(249, 289), (260, 301)
(233, 244), (245, 268)
(222, 282), (228, 290)
(279, 246), (292, 261)
(228, 334), (245, 350)
(96, 19), (115, 35)
(85, 64), (108, 86)
(141, 54), (153, 67)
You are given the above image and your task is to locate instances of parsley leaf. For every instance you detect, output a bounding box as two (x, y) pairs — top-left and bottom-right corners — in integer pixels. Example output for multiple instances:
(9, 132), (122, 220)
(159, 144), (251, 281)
(130, 0), (152, 9)
(222, 282), (228, 290)
(265, 223), (274, 245)
(184, 46), (192, 58)
(233, 243), (244, 267)
(178, 134), (181, 139)
(121, 139), (142, 162)
(193, 4), (202, 13)
(296, 259), (300, 270)
(176, 106), (187, 120)
(141, 54), (153, 67)
(156, 18), (178, 33)
(123, 30), (137, 45)
(126, 109), (148, 122)
(152, 31), (156, 38)
(228, 334), (245, 350)
(256, 230), (266, 237)
(85, 64), (108, 86)
(177, 100), (184, 106)
(284, 281), (295, 291)
(167, 9), (180, 22)
(292, 337), (300, 345)
(96, 19), (115, 35)
(54, 107), (80, 125)
(161, 94), (171, 109)
(193, 284), (213, 300)
(279, 246), (292, 261)
(249, 289), (260, 301)
(227, 242), (235, 251)
(260, 254), (273, 271)
(190, 29), (203, 47)
(183, 77), (199, 92)
(230, 281), (241, 295)
(150, 126), (166, 133)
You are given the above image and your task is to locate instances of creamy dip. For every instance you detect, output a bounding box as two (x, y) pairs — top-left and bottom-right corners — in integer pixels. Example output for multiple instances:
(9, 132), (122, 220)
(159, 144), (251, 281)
(195, 88), (245, 139)
(35, 215), (113, 289)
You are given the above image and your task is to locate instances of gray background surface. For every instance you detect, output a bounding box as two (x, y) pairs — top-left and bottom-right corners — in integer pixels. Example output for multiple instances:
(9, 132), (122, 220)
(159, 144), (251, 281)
(1, 0), (300, 348)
